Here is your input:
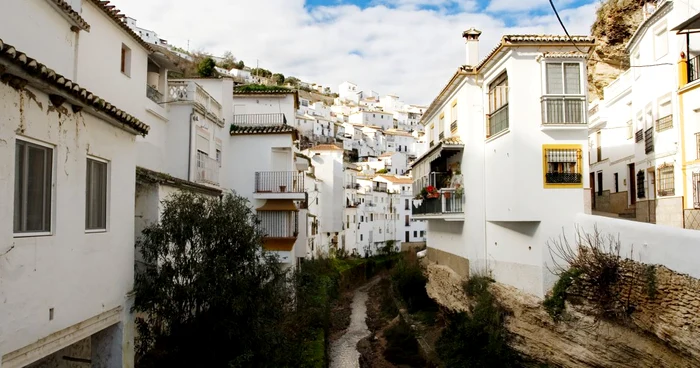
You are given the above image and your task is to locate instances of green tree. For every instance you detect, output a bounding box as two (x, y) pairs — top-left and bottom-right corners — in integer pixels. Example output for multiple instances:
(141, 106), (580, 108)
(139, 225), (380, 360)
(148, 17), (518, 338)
(218, 51), (236, 70)
(196, 57), (217, 77)
(285, 76), (301, 87)
(235, 60), (245, 69)
(272, 73), (285, 85)
(133, 192), (301, 367)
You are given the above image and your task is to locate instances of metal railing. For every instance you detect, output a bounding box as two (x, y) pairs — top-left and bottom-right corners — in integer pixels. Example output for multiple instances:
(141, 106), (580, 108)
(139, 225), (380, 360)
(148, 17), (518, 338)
(656, 114), (672, 132)
(689, 55), (699, 83)
(438, 132), (444, 140)
(259, 211), (298, 238)
(168, 80), (223, 122)
(146, 85), (163, 104)
(373, 182), (388, 192)
(635, 129), (644, 143)
(412, 172), (450, 195)
(645, 127), (654, 154)
(195, 151), (219, 185)
(255, 171), (304, 193)
(412, 188), (464, 216)
(232, 113), (287, 126)
(450, 121), (457, 133)
(541, 96), (585, 125)
(345, 183), (360, 190)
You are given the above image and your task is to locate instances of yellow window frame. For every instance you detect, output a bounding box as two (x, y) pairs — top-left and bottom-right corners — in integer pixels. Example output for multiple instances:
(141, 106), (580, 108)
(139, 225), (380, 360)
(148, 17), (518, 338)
(542, 144), (584, 188)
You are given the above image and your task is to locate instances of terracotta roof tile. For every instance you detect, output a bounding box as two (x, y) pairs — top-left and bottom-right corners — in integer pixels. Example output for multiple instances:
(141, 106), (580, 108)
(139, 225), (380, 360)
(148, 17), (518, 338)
(379, 175), (413, 184)
(309, 144), (344, 151)
(86, 0), (153, 52)
(229, 124), (297, 136)
(0, 38), (149, 135)
(442, 136), (463, 145)
(47, 0), (91, 31)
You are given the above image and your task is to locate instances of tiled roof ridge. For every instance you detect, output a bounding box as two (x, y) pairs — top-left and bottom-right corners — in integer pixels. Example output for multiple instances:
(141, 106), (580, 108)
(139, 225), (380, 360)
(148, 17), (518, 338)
(86, 0), (153, 52)
(48, 0), (91, 31)
(0, 38), (149, 135)
(309, 144), (344, 151)
(229, 124), (297, 136)
(233, 88), (296, 95)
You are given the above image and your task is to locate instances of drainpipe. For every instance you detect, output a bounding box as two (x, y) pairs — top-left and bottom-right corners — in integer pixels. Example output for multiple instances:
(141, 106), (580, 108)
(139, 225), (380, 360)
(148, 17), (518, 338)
(188, 109), (195, 181)
(477, 73), (488, 276)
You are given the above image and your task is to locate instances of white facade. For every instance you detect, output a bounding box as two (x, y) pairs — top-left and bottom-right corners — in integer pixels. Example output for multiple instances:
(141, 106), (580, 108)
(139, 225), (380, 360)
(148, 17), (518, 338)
(412, 31), (594, 297)
(125, 17), (167, 46)
(338, 81), (361, 103)
(348, 110), (394, 130)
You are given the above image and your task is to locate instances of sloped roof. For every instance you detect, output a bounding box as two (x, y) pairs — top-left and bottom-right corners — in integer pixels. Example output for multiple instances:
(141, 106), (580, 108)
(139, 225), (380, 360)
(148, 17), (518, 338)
(229, 124), (297, 136)
(379, 175), (413, 184)
(47, 0), (91, 31)
(136, 166), (221, 196)
(86, 0), (153, 51)
(309, 144), (344, 151)
(384, 129), (413, 137)
(0, 38), (149, 135)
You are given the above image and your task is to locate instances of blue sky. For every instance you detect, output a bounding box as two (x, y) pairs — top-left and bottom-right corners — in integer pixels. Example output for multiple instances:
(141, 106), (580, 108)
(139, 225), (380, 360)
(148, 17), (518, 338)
(113, 0), (598, 103)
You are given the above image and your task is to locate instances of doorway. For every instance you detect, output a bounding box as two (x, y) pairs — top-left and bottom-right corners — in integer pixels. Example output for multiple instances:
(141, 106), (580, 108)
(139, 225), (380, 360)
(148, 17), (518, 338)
(405, 231), (410, 243)
(647, 168), (656, 200)
(628, 163), (636, 206)
(590, 172), (596, 209)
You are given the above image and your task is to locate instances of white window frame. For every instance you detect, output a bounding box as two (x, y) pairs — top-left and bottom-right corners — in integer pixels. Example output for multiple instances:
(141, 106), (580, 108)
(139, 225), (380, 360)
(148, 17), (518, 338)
(85, 155), (110, 233)
(14, 137), (55, 237)
(543, 61), (584, 96)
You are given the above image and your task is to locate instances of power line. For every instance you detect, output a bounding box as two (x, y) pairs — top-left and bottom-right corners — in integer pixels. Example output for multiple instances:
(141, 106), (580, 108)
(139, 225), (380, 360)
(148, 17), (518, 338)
(548, 0), (585, 53)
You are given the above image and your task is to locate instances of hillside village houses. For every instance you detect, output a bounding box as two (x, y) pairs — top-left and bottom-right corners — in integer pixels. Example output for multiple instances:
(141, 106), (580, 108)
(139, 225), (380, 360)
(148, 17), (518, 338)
(588, 0), (700, 229)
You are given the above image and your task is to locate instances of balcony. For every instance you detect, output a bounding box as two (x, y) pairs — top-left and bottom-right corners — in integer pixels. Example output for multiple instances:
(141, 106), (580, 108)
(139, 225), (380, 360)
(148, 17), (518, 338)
(656, 114), (673, 132)
(147, 85), (163, 104)
(635, 129), (644, 142)
(373, 182), (388, 192)
(345, 183), (360, 190)
(232, 113), (287, 126)
(645, 127), (654, 154)
(412, 172), (451, 195)
(254, 171), (305, 199)
(346, 198), (361, 208)
(259, 210), (298, 256)
(690, 55), (700, 84)
(168, 80), (224, 124)
(195, 151), (219, 185)
(541, 96), (586, 125)
(412, 188), (464, 221)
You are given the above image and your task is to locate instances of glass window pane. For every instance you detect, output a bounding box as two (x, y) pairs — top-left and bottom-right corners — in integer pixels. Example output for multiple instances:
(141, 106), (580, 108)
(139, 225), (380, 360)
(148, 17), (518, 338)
(564, 63), (581, 94)
(86, 159), (108, 230)
(14, 141), (52, 233)
(546, 63), (563, 94)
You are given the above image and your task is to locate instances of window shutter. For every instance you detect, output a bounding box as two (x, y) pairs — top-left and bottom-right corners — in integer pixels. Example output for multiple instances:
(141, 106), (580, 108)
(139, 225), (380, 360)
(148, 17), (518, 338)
(196, 133), (209, 154)
(546, 64), (563, 94)
(564, 63), (580, 94)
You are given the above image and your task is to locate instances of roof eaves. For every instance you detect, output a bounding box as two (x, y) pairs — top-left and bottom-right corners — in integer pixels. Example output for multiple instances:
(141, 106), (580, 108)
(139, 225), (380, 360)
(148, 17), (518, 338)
(86, 0), (153, 52)
(136, 167), (222, 196)
(47, 0), (91, 31)
(0, 38), (149, 136)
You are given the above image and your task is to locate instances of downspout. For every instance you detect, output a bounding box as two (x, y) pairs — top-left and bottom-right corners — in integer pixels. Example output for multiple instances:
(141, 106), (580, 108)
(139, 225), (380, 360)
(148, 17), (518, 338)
(73, 28), (80, 81)
(477, 71), (489, 276)
(188, 109), (195, 181)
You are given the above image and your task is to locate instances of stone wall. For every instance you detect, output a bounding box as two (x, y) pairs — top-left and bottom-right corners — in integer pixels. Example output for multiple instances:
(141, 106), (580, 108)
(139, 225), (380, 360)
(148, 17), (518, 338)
(593, 190), (628, 214)
(636, 199), (656, 223)
(424, 261), (700, 367)
(684, 209), (700, 230)
(426, 247), (469, 278)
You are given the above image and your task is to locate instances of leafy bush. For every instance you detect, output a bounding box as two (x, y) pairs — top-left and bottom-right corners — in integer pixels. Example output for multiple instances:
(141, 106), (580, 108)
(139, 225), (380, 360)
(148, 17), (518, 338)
(376, 168), (389, 174)
(391, 253), (435, 313)
(383, 318), (426, 366)
(436, 276), (519, 367)
(196, 57), (216, 77)
(543, 267), (582, 320)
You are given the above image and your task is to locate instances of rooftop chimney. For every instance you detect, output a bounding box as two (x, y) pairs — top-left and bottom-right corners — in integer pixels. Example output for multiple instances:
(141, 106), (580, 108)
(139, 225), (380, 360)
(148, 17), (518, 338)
(462, 28), (482, 67)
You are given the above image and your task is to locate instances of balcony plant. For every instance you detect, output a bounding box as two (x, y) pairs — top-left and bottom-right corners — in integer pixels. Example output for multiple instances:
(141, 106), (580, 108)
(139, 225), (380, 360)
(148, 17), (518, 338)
(455, 186), (464, 198)
(424, 185), (439, 199)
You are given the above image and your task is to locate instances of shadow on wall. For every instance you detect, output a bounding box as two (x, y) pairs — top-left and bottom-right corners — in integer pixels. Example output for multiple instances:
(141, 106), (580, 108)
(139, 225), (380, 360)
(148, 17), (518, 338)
(489, 221), (539, 236)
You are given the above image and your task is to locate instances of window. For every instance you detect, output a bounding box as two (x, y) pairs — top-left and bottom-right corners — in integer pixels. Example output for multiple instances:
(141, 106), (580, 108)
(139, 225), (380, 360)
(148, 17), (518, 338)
(596, 172), (603, 195)
(405, 199), (409, 210)
(656, 100), (672, 132)
(361, 215), (364, 222)
(543, 145), (583, 187)
(637, 170), (646, 199)
(120, 44), (131, 77)
(450, 100), (458, 133)
(657, 164), (674, 196)
(413, 231), (417, 237)
(86, 158), (108, 230)
(420, 231), (425, 237)
(405, 215), (409, 226)
(360, 234), (363, 241)
(487, 72), (508, 137)
(438, 113), (445, 140)
(370, 214), (373, 221)
(14, 140), (53, 234)
(596, 131), (602, 162)
(654, 25), (668, 60)
(614, 173), (619, 193)
(429, 124), (434, 146)
(546, 63), (581, 95)
(216, 149), (222, 167)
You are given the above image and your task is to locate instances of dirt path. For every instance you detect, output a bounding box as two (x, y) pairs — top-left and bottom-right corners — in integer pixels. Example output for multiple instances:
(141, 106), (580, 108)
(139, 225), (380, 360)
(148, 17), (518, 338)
(330, 277), (381, 368)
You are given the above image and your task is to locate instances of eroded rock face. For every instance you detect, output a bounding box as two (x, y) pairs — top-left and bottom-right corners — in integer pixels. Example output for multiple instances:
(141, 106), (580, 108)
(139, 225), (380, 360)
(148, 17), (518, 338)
(587, 0), (644, 99)
(424, 262), (700, 368)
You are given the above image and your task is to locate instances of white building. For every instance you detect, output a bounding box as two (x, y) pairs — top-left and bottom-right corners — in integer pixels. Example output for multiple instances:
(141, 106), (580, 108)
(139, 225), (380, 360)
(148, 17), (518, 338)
(306, 144), (345, 251)
(125, 17), (168, 46)
(338, 81), (361, 103)
(374, 175), (426, 244)
(0, 0), (153, 364)
(589, 0), (700, 228)
(348, 110), (394, 130)
(411, 29), (594, 297)
(385, 129), (417, 158)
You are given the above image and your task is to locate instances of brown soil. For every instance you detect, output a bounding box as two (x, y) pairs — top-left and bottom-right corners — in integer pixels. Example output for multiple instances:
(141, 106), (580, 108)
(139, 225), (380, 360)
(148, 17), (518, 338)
(329, 289), (355, 341)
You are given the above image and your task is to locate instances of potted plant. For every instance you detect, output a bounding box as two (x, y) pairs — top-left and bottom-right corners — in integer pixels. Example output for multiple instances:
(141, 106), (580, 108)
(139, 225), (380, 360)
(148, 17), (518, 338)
(279, 185), (287, 192)
(425, 185), (439, 199)
(413, 193), (424, 208)
(455, 186), (464, 198)
(444, 190), (452, 199)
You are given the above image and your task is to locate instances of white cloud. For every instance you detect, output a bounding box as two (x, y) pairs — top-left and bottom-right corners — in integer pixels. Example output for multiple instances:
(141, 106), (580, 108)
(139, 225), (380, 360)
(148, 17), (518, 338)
(111, 0), (596, 104)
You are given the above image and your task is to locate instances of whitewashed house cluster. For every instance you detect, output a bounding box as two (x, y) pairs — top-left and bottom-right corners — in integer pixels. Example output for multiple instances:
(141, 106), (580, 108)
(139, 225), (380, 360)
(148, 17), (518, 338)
(412, 29), (594, 297)
(0, 0), (310, 366)
(588, 0), (700, 229)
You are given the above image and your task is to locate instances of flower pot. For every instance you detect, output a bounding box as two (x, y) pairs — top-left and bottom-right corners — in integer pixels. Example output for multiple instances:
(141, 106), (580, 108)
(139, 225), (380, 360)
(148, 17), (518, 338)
(279, 185), (287, 192)
(427, 192), (440, 199)
(444, 192), (451, 199)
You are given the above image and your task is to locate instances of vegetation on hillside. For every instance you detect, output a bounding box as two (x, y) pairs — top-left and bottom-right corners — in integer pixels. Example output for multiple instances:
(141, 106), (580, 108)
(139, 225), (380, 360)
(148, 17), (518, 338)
(234, 83), (290, 92)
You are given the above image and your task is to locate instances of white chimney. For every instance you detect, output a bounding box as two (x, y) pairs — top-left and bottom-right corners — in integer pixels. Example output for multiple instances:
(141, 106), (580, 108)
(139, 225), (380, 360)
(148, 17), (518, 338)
(462, 28), (482, 67)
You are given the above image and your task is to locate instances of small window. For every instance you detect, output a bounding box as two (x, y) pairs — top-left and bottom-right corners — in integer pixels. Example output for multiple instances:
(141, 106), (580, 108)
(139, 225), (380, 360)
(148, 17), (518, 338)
(543, 145), (583, 187)
(216, 149), (222, 167)
(614, 173), (619, 193)
(657, 164), (674, 196)
(420, 231), (424, 237)
(487, 73), (509, 137)
(14, 140), (53, 234)
(637, 170), (646, 199)
(405, 199), (409, 210)
(360, 234), (363, 241)
(120, 44), (132, 77)
(405, 215), (409, 226)
(413, 231), (417, 237)
(451, 100), (458, 132)
(597, 172), (603, 195)
(86, 158), (108, 230)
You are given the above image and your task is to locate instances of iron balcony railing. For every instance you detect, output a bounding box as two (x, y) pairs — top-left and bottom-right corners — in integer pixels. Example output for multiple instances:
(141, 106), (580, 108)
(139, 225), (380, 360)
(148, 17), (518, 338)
(255, 171), (304, 193)
(259, 211), (299, 238)
(168, 80), (223, 122)
(635, 129), (644, 142)
(413, 172), (450, 195)
(656, 114), (673, 132)
(373, 182), (388, 192)
(345, 183), (360, 190)
(146, 85), (163, 104)
(232, 113), (287, 126)
(689, 55), (700, 84)
(541, 95), (585, 125)
(195, 151), (219, 185)
(439, 132), (445, 140)
(450, 121), (457, 133)
(412, 188), (464, 216)
(645, 127), (654, 154)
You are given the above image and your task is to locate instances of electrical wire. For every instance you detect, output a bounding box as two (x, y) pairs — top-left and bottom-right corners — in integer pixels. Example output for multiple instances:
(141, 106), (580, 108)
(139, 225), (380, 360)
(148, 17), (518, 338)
(548, 0), (585, 53)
